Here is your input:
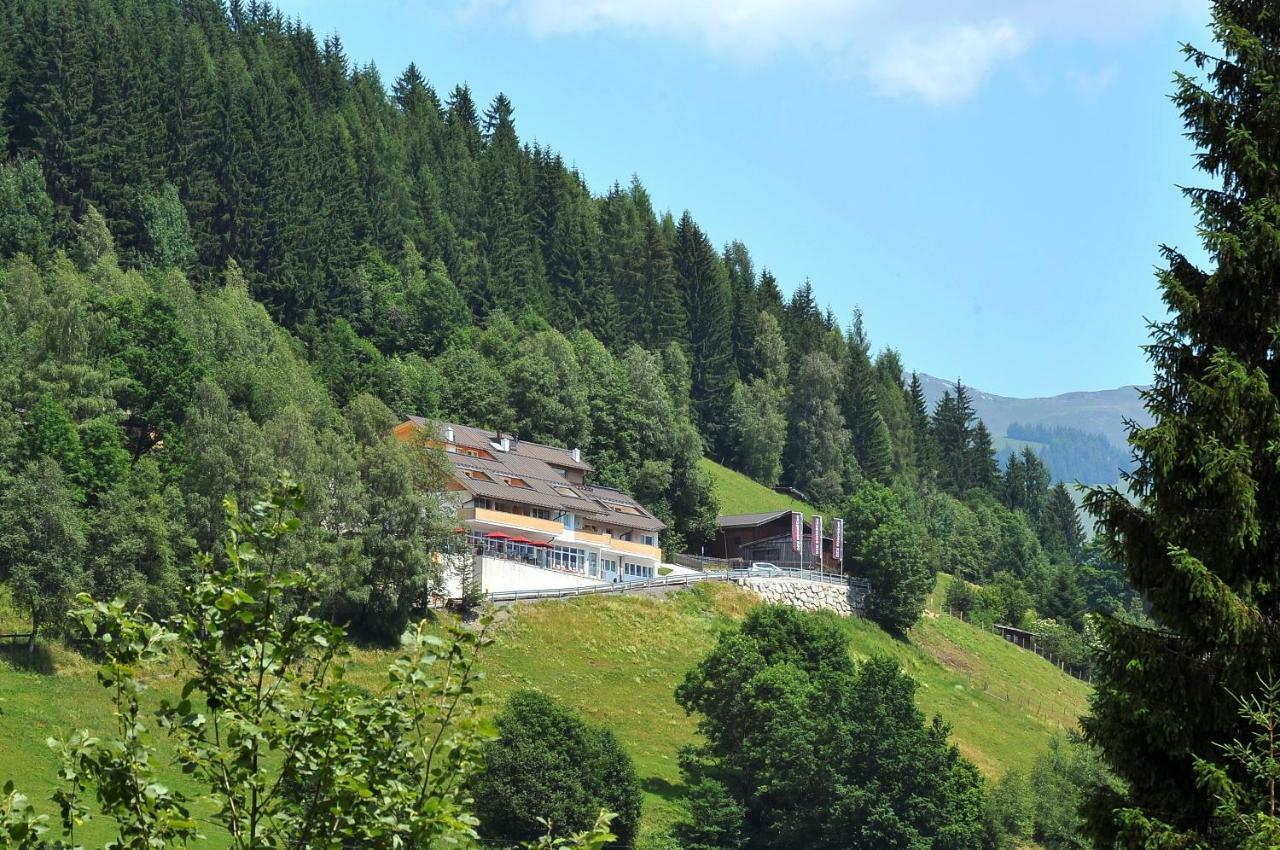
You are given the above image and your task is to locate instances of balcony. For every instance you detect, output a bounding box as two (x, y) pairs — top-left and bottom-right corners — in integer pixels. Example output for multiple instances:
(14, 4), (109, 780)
(461, 506), (563, 536)
(570, 529), (613, 546)
(608, 538), (663, 561)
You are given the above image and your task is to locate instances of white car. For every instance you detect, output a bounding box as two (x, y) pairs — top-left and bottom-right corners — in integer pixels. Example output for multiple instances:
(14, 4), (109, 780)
(748, 562), (783, 577)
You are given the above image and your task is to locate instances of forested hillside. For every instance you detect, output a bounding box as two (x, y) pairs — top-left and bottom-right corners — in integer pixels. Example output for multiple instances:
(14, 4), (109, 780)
(1006, 422), (1133, 486)
(0, 0), (1131, 663)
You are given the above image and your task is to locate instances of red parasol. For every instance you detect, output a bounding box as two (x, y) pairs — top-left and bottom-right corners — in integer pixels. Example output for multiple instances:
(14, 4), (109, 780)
(508, 536), (533, 545)
(486, 532), (512, 540)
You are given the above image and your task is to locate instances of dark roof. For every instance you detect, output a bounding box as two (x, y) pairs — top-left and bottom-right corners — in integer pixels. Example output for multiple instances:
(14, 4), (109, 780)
(404, 416), (593, 472)
(716, 510), (797, 529)
(399, 417), (664, 533)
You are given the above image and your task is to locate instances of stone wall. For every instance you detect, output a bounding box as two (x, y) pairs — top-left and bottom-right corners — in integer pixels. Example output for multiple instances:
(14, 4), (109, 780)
(736, 577), (865, 618)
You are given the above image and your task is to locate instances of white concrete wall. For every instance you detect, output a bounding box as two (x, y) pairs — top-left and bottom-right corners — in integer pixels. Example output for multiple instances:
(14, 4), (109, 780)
(661, 563), (700, 576)
(477, 556), (606, 594)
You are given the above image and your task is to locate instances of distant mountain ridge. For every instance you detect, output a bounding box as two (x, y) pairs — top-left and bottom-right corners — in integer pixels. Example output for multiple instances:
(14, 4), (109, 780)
(916, 374), (1152, 450)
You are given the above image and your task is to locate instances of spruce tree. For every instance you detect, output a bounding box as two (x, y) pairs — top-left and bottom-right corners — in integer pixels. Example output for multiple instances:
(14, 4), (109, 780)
(1084, 5), (1280, 845)
(756, 268), (785, 318)
(723, 240), (757, 378)
(932, 381), (976, 494)
(907, 372), (936, 477)
(844, 310), (892, 484)
(784, 351), (853, 507)
(674, 211), (734, 455)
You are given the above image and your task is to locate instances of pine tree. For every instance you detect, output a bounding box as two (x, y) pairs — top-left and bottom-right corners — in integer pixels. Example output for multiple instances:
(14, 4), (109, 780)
(723, 240), (757, 378)
(728, 311), (788, 485)
(874, 348), (915, 477)
(756, 268), (784, 318)
(1084, 6), (1280, 845)
(844, 310), (891, 484)
(968, 420), (999, 493)
(1042, 482), (1084, 563)
(784, 351), (853, 507)
(933, 381), (976, 494)
(907, 372), (936, 477)
(781, 279), (822, 358)
(674, 211), (734, 455)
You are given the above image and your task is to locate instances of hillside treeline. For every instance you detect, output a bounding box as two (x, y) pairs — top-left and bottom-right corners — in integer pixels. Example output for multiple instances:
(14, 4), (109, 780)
(0, 0), (1133, 652)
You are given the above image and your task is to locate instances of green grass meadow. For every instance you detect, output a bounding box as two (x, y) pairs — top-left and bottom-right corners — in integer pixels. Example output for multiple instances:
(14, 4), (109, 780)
(0, 578), (1087, 844)
(698, 458), (824, 520)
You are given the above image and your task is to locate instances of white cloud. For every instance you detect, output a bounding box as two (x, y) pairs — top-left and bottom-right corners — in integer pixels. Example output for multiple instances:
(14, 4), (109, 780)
(1068, 64), (1119, 97)
(867, 21), (1026, 105)
(459, 0), (1202, 104)
(462, 0), (868, 51)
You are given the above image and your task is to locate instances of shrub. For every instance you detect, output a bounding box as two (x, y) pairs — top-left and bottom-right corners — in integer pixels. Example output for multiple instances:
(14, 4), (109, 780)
(944, 577), (978, 619)
(474, 690), (643, 847)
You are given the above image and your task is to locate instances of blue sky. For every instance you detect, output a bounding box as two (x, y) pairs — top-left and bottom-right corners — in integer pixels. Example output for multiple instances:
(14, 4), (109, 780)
(276, 0), (1210, 397)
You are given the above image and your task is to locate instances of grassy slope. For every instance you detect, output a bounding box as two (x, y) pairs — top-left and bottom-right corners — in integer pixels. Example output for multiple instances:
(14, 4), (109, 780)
(0, 580), (1088, 842)
(699, 458), (823, 519)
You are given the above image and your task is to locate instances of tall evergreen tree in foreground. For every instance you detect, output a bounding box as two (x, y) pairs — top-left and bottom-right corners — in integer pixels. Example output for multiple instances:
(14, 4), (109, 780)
(1083, 4), (1280, 845)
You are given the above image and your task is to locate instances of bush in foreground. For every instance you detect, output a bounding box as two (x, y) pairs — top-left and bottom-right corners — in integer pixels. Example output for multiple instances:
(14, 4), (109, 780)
(475, 690), (643, 847)
(673, 604), (993, 849)
(0, 476), (616, 850)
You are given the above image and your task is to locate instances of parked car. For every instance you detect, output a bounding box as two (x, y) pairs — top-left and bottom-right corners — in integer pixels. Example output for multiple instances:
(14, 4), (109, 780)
(748, 562), (783, 577)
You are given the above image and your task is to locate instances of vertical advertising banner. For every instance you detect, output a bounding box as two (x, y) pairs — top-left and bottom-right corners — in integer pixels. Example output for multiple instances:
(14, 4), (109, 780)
(791, 511), (802, 553)
(833, 518), (844, 563)
(812, 515), (823, 559)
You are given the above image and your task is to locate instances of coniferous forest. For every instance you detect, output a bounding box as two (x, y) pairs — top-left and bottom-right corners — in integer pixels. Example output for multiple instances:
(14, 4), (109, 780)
(0, 0), (1116, 651)
(7, 0), (1280, 847)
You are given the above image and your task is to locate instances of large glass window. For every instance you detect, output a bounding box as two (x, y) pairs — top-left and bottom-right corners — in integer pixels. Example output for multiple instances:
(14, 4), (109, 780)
(622, 562), (655, 580)
(551, 545), (586, 573)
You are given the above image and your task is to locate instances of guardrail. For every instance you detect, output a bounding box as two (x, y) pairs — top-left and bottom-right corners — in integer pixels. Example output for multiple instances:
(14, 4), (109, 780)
(485, 568), (861, 602)
(728, 568), (858, 587)
(487, 572), (732, 602)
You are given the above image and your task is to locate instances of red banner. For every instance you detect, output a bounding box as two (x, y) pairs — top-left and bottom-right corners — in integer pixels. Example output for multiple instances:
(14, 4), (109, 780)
(833, 518), (844, 562)
(812, 515), (823, 558)
(791, 511), (802, 553)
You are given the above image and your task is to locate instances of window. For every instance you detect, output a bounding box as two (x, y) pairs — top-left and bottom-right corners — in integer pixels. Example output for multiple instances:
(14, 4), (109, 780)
(463, 469), (494, 482)
(643, 535), (656, 547)
(528, 507), (551, 520)
(551, 545), (586, 573)
(623, 563), (654, 580)
(506, 477), (531, 489)
(610, 504), (643, 516)
(553, 485), (580, 498)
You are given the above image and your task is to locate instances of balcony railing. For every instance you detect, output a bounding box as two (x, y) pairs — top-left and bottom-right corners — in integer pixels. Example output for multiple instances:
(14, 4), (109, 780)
(461, 506), (562, 535)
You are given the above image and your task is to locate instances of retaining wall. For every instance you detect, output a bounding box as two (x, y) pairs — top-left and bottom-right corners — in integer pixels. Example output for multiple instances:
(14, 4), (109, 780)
(736, 577), (866, 618)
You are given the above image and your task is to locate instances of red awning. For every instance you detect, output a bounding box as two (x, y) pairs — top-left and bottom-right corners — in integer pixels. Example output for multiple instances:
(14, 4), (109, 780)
(508, 536), (533, 545)
(533, 541), (553, 548)
(486, 532), (512, 540)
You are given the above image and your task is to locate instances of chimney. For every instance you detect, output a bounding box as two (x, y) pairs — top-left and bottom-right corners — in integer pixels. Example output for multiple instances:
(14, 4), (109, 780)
(571, 447), (581, 463)
(444, 426), (455, 443)
(500, 436), (510, 452)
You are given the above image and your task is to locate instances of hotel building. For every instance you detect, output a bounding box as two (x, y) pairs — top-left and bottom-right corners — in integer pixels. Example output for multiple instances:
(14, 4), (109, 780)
(393, 417), (667, 586)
